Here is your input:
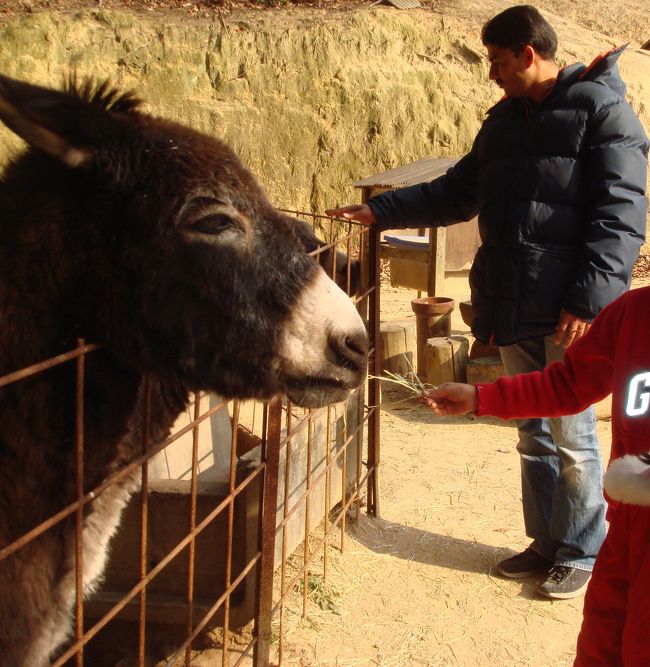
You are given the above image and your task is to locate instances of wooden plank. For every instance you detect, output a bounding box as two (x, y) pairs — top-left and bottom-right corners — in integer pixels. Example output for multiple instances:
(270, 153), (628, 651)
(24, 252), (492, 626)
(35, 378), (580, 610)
(380, 244), (429, 262)
(427, 227), (446, 296)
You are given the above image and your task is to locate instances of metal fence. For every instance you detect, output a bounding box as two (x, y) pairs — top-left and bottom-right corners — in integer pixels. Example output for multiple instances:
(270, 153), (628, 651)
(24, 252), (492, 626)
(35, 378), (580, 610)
(0, 213), (381, 666)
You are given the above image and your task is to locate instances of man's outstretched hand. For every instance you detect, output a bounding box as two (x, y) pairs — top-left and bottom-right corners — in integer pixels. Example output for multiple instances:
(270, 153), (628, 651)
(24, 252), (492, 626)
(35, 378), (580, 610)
(325, 204), (377, 225)
(421, 383), (479, 416)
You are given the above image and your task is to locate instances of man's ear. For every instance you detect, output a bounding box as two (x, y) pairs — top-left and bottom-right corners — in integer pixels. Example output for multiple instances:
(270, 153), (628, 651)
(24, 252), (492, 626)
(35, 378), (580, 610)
(521, 45), (536, 68)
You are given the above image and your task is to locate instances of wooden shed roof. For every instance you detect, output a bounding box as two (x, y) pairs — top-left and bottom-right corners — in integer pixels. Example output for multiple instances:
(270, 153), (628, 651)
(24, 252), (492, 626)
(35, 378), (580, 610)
(353, 156), (459, 189)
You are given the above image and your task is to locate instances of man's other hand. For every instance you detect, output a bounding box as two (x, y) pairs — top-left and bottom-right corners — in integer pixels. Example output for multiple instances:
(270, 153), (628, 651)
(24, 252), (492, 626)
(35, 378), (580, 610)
(324, 204), (377, 225)
(421, 383), (478, 416)
(554, 308), (591, 348)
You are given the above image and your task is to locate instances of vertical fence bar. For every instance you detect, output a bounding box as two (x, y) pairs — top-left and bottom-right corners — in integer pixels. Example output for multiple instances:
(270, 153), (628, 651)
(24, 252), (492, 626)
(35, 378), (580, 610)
(278, 405), (293, 665)
(323, 405), (332, 581)
(254, 398), (282, 666)
(355, 389), (364, 521)
(367, 226), (381, 518)
(138, 376), (152, 665)
(185, 392), (202, 666)
(339, 406), (348, 554)
(74, 339), (86, 667)
(221, 400), (240, 667)
(302, 413), (314, 618)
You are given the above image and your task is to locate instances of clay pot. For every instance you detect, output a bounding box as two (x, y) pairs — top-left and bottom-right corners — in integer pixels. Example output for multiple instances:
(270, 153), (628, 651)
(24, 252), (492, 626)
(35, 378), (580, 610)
(459, 300), (474, 328)
(410, 297), (455, 377)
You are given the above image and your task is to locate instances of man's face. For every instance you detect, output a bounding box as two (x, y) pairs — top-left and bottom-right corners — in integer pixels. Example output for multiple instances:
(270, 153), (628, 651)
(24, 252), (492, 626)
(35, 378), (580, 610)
(486, 44), (533, 97)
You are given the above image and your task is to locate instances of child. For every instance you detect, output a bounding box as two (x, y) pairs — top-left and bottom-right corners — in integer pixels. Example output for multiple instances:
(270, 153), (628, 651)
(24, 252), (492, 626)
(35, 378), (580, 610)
(423, 285), (650, 667)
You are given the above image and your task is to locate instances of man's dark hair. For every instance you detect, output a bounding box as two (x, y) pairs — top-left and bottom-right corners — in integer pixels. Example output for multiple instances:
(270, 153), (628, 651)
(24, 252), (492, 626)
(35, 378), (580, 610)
(481, 5), (557, 60)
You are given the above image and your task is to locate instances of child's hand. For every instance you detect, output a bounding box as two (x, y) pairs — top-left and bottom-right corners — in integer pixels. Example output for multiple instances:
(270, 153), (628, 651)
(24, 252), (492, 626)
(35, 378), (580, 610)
(420, 383), (478, 416)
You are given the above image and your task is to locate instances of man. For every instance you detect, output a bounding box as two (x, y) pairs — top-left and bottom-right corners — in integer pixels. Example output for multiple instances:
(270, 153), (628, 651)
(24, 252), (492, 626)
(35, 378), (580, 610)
(326, 5), (648, 599)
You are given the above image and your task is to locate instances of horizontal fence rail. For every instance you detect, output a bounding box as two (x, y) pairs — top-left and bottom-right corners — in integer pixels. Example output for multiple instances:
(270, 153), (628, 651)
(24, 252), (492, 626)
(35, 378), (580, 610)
(0, 212), (381, 667)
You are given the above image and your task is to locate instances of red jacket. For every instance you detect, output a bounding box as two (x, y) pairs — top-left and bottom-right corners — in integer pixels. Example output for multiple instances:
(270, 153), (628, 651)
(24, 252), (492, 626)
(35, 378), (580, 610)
(476, 285), (650, 471)
(477, 286), (650, 665)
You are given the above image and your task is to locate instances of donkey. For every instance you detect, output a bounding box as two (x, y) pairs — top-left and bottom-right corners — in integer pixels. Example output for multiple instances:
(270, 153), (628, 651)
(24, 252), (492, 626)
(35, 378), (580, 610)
(0, 74), (368, 666)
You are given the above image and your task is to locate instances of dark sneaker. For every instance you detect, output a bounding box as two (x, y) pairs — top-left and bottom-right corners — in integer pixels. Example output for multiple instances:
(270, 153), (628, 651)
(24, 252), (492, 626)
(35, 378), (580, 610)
(537, 566), (591, 599)
(496, 547), (554, 579)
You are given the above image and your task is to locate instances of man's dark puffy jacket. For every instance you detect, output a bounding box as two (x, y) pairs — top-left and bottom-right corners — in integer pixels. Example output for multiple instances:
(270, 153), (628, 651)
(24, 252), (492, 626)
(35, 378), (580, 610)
(367, 46), (649, 345)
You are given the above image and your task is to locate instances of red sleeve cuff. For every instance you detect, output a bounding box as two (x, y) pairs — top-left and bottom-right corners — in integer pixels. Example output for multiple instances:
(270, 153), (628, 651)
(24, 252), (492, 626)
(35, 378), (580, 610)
(475, 382), (502, 418)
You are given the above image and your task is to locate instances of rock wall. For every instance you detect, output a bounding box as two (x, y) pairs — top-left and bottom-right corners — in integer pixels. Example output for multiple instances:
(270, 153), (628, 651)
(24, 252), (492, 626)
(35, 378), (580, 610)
(0, 7), (648, 222)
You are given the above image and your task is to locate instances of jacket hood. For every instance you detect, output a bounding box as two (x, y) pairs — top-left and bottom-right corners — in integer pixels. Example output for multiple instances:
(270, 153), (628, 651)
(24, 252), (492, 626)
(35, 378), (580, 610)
(556, 44), (628, 97)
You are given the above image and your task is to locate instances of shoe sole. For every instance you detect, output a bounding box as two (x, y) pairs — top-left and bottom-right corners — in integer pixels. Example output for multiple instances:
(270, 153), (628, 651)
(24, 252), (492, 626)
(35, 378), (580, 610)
(496, 566), (552, 579)
(537, 577), (591, 600)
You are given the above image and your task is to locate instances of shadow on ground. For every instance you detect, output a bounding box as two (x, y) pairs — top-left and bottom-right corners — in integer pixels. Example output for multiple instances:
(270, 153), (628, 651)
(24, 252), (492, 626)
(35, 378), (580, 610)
(347, 513), (542, 600)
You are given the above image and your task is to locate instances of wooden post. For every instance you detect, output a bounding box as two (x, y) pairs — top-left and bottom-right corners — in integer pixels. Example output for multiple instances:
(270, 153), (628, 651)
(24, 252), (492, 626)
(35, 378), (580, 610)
(424, 335), (469, 386)
(379, 319), (417, 375)
(427, 227), (446, 296)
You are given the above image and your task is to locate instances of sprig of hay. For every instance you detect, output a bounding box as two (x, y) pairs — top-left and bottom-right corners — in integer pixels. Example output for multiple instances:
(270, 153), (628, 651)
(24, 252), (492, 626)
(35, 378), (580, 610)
(368, 369), (438, 398)
(368, 354), (438, 407)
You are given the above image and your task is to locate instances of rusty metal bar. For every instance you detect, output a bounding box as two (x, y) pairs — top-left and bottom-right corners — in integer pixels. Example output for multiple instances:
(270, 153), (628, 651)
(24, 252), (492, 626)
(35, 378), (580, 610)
(302, 414), (314, 618)
(232, 639), (256, 667)
(184, 392), (203, 666)
(137, 377), (152, 667)
(278, 403), (293, 665)
(355, 389), (364, 521)
(74, 340), (86, 667)
(0, 342), (101, 389)
(221, 399), (240, 667)
(254, 398), (282, 666)
(346, 226), (353, 295)
(367, 226), (382, 517)
(340, 405), (348, 554)
(323, 405), (332, 581)
(351, 285), (375, 307)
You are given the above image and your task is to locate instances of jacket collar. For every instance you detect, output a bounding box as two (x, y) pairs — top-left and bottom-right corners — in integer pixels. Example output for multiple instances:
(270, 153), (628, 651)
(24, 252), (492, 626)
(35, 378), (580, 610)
(486, 44), (628, 114)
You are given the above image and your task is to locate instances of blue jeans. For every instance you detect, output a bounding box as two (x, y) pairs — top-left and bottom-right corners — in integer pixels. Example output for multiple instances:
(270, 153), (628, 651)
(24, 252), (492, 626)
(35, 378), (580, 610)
(499, 334), (606, 571)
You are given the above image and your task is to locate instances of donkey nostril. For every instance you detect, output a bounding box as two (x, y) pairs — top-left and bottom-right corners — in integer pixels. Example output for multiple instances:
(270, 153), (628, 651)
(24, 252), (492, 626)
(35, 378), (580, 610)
(345, 332), (368, 357)
(331, 330), (368, 372)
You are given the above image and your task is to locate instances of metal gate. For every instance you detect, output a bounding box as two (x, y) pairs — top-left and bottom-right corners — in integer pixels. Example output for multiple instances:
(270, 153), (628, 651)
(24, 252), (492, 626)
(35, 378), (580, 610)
(0, 213), (381, 666)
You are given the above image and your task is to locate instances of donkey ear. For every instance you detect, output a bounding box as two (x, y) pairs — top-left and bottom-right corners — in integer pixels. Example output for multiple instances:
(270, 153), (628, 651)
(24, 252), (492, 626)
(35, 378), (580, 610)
(0, 74), (93, 168)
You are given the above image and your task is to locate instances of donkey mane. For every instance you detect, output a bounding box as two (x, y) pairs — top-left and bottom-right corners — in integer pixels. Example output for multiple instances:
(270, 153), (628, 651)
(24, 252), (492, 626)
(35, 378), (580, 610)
(64, 75), (143, 114)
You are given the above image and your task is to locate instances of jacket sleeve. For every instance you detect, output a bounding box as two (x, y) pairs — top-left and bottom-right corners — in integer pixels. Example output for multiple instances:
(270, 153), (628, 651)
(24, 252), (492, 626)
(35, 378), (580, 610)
(563, 99), (648, 320)
(476, 294), (623, 419)
(366, 145), (480, 230)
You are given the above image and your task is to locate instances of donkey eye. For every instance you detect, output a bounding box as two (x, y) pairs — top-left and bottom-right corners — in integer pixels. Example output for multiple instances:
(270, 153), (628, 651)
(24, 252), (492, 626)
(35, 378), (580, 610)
(188, 213), (239, 236)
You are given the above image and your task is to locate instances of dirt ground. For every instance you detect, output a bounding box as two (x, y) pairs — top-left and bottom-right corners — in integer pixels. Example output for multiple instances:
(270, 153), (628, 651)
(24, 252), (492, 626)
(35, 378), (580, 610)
(267, 269), (650, 667)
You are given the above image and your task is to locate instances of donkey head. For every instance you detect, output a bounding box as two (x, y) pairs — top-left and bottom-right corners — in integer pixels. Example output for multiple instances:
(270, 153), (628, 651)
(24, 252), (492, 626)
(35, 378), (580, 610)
(0, 75), (367, 407)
